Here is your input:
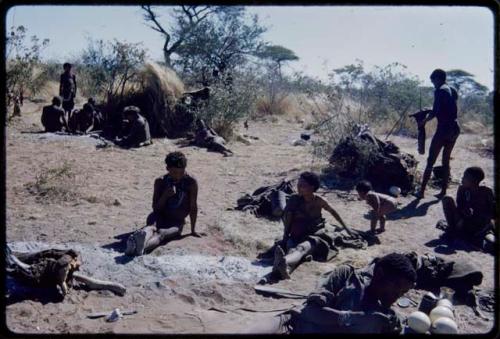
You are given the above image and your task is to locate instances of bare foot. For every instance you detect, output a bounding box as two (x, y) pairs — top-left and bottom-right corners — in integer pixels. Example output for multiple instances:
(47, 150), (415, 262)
(273, 245), (290, 280)
(134, 230), (148, 256)
(125, 234), (137, 256)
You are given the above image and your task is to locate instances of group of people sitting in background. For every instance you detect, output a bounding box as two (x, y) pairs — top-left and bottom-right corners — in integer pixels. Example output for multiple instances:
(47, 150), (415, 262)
(40, 62), (152, 148)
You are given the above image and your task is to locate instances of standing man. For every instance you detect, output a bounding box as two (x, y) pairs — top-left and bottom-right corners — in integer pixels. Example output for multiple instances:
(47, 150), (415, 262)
(416, 69), (460, 199)
(59, 62), (77, 117)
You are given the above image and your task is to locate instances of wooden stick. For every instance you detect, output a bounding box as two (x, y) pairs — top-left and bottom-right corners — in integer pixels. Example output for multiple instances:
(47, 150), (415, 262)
(73, 272), (126, 296)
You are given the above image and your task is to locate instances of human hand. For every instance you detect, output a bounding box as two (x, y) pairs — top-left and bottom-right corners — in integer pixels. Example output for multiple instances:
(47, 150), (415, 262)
(306, 291), (335, 307)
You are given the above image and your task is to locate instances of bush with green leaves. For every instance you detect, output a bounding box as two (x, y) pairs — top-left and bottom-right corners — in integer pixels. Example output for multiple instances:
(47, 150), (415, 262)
(196, 67), (259, 139)
(79, 39), (147, 101)
(6, 25), (50, 98)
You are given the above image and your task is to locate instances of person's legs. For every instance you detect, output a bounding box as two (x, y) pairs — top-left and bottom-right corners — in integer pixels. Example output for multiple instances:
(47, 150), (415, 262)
(142, 225), (183, 254)
(438, 128), (460, 197)
(273, 239), (314, 279)
(418, 134), (445, 198)
(370, 210), (378, 232)
(285, 240), (313, 269)
(442, 196), (460, 234)
(379, 215), (386, 232)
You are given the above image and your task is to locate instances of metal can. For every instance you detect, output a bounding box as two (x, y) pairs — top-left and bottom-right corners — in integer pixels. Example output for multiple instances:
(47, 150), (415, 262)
(418, 293), (438, 314)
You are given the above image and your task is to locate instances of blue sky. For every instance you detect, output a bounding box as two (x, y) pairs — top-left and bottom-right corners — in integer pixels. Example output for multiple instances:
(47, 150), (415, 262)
(5, 5), (494, 90)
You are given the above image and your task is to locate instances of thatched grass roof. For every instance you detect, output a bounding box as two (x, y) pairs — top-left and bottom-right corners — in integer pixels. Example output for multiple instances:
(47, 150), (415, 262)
(105, 62), (192, 138)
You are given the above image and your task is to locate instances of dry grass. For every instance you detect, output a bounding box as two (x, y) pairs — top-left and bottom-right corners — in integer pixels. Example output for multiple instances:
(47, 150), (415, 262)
(461, 121), (487, 134)
(140, 62), (185, 107)
(37, 80), (60, 101)
(24, 161), (80, 203)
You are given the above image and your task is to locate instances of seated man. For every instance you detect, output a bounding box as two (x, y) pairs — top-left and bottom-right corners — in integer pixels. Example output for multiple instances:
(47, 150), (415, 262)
(125, 152), (199, 256)
(68, 103), (94, 134)
(440, 166), (495, 252)
(245, 253), (416, 334)
(115, 106), (152, 148)
(273, 172), (353, 280)
(192, 118), (233, 156)
(356, 180), (397, 233)
(87, 98), (104, 131)
(41, 96), (68, 132)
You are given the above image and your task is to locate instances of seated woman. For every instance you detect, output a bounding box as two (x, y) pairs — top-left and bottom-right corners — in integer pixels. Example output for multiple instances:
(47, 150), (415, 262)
(273, 171), (353, 280)
(244, 253), (416, 334)
(125, 152), (199, 256)
(440, 166), (495, 252)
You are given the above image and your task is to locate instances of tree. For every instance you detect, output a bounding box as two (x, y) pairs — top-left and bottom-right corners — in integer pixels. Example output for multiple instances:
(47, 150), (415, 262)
(446, 69), (488, 97)
(174, 6), (267, 85)
(256, 44), (298, 78)
(80, 39), (146, 100)
(141, 5), (223, 67)
(5, 25), (49, 98)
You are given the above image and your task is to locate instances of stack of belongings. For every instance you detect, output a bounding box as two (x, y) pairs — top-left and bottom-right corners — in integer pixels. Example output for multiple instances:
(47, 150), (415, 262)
(6, 246), (80, 297)
(329, 124), (418, 195)
(236, 179), (295, 218)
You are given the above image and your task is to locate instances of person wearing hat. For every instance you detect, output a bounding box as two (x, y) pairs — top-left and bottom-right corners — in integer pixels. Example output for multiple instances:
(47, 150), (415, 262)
(59, 62), (77, 116)
(115, 106), (152, 148)
(41, 96), (68, 132)
(415, 69), (460, 199)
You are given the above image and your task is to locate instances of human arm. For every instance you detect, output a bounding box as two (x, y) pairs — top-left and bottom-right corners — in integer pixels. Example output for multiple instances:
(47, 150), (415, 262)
(456, 186), (473, 218)
(299, 304), (399, 333)
(281, 205), (294, 246)
(189, 179), (199, 236)
(73, 75), (77, 97)
(320, 198), (353, 235)
(152, 178), (176, 213)
(425, 90), (444, 124)
(84, 116), (94, 133)
(307, 265), (353, 306)
(60, 111), (68, 130)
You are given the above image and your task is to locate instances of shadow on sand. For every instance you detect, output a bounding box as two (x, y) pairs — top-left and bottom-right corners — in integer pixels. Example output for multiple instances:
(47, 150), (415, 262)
(386, 198), (441, 221)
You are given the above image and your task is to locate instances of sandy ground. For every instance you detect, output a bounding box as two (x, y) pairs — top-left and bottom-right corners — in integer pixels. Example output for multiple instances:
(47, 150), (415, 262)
(4, 100), (496, 334)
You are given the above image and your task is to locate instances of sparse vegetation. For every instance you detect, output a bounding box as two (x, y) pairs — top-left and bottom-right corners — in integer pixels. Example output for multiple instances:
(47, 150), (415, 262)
(25, 162), (79, 203)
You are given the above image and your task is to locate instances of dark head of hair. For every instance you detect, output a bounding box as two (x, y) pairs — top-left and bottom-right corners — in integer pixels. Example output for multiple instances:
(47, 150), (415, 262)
(88, 97), (96, 106)
(82, 103), (93, 113)
(63, 62), (72, 69)
(52, 96), (62, 106)
(430, 69), (446, 82)
(375, 253), (417, 283)
(299, 171), (320, 192)
(355, 180), (372, 194)
(165, 152), (187, 169)
(464, 166), (485, 184)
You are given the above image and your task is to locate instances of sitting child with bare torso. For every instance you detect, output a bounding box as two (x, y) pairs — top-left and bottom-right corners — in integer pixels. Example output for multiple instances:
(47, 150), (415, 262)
(356, 181), (397, 233)
(273, 172), (352, 279)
